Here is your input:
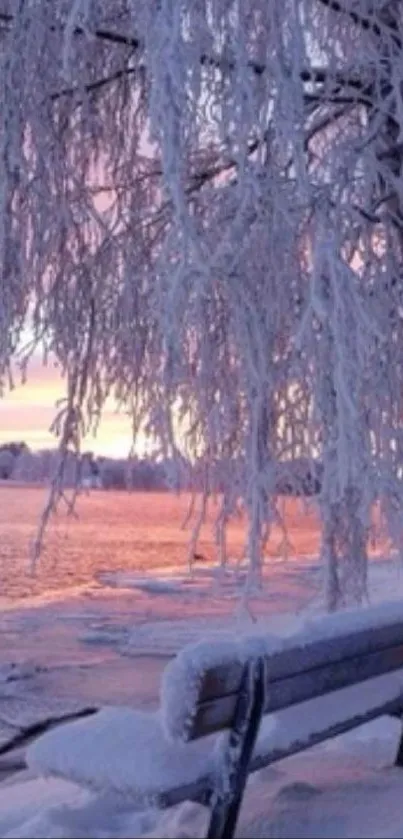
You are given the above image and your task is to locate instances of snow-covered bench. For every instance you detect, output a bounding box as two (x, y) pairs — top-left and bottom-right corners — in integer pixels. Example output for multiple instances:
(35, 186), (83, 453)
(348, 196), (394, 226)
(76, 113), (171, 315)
(28, 601), (403, 839)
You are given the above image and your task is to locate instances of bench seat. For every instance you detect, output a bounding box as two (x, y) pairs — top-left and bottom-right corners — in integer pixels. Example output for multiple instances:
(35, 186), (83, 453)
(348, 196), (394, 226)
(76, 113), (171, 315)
(28, 708), (215, 806)
(28, 669), (403, 807)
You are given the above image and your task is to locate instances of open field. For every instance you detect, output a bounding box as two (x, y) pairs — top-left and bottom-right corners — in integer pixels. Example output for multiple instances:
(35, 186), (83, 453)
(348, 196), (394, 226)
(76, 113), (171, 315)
(0, 486), (323, 602)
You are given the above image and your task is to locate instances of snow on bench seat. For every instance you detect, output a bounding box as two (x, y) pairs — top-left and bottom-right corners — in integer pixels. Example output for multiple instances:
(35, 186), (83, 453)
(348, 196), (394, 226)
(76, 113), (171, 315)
(27, 670), (403, 805)
(27, 709), (217, 806)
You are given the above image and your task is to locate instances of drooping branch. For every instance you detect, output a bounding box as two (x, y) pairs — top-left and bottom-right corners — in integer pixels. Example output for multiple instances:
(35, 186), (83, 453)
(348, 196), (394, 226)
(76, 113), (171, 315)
(315, 0), (402, 48)
(0, 11), (141, 51)
(52, 66), (137, 101)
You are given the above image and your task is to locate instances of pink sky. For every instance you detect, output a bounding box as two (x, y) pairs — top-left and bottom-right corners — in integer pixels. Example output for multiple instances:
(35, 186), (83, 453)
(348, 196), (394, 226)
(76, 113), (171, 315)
(0, 354), (140, 458)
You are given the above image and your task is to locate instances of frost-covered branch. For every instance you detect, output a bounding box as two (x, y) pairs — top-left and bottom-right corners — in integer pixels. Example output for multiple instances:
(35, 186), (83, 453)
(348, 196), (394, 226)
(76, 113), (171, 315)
(0, 0), (403, 610)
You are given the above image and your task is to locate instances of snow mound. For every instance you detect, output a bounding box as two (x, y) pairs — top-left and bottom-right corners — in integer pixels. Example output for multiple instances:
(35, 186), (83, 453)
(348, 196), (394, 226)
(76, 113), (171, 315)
(96, 561), (287, 602)
(7, 747), (403, 838)
(0, 776), (162, 839)
(82, 626), (129, 647)
(0, 776), (89, 839)
(98, 573), (185, 595)
(128, 580), (183, 595)
(0, 774), (208, 839)
(28, 708), (216, 804)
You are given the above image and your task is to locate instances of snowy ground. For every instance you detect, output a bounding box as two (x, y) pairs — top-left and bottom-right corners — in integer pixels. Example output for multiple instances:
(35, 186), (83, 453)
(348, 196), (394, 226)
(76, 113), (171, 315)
(2, 554), (403, 837)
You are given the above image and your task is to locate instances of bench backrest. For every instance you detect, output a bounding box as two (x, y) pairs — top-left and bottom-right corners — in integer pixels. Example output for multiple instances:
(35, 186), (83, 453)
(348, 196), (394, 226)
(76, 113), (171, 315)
(161, 602), (403, 742)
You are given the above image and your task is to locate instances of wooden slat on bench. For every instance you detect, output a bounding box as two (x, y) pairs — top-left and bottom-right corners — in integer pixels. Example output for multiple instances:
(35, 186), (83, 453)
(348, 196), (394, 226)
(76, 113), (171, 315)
(248, 691), (403, 777)
(198, 621), (403, 704)
(188, 622), (403, 738)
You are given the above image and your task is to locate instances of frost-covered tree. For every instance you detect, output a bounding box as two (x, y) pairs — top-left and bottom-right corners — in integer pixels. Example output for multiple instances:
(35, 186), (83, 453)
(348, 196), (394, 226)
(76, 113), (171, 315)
(12, 448), (79, 485)
(0, 1), (402, 609)
(0, 448), (14, 479)
(11, 448), (38, 482)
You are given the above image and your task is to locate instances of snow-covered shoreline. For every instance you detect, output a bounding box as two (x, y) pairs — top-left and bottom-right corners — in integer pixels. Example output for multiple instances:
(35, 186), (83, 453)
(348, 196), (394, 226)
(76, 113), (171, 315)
(2, 555), (403, 837)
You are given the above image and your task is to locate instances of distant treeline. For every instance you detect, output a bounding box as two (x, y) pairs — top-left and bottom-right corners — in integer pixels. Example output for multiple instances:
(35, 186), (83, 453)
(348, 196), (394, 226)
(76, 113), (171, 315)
(0, 442), (323, 497)
(0, 443), (191, 491)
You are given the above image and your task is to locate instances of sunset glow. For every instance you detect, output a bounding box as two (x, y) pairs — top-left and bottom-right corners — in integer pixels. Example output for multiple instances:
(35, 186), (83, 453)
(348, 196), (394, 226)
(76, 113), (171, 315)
(0, 353), (140, 458)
